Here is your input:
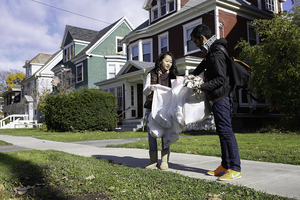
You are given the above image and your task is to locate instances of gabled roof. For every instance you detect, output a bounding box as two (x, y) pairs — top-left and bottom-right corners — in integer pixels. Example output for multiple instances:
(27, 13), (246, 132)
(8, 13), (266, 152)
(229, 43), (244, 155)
(21, 50), (62, 83)
(25, 53), (52, 65)
(61, 25), (99, 47)
(94, 60), (154, 87)
(117, 60), (154, 76)
(72, 17), (134, 63)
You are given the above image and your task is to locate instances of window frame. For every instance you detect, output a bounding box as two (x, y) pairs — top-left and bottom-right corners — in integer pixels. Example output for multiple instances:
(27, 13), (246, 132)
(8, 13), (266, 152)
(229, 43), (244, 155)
(129, 39), (153, 62)
(265, 0), (275, 12)
(183, 18), (202, 55)
(151, 0), (176, 22)
(76, 63), (83, 83)
(158, 32), (169, 55)
(116, 36), (124, 54)
(63, 43), (75, 62)
(247, 22), (259, 46)
(106, 62), (123, 79)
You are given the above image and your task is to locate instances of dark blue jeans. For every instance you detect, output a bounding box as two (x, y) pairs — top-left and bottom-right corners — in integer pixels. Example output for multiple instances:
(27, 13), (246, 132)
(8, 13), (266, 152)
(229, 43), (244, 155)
(212, 95), (241, 172)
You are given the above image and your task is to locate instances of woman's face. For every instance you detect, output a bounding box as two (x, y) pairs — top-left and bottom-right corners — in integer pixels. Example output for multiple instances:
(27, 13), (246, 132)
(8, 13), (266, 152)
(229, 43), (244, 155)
(160, 55), (173, 73)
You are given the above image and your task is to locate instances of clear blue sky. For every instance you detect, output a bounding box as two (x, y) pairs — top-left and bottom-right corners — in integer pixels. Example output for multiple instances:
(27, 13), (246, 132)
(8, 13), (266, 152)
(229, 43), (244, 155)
(283, 0), (294, 11)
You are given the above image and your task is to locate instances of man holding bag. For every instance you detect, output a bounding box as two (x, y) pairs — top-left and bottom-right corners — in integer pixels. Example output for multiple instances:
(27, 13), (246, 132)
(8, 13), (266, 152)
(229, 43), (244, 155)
(190, 24), (242, 180)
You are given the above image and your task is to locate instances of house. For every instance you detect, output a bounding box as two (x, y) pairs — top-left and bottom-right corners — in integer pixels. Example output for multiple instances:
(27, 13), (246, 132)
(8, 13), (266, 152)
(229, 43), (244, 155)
(0, 51), (63, 128)
(54, 17), (134, 90)
(95, 0), (286, 131)
(1, 85), (21, 117)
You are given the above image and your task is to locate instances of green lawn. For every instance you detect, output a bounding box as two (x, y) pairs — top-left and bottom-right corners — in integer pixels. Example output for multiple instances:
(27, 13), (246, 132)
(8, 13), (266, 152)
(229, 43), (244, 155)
(0, 128), (298, 199)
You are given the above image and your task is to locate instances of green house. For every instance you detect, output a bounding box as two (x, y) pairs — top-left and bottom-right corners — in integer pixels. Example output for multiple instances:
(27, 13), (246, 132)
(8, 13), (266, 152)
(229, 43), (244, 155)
(52, 17), (134, 90)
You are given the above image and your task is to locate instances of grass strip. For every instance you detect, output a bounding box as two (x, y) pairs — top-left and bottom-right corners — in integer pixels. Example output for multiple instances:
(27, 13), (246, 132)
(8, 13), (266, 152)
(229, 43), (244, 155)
(0, 150), (290, 200)
(108, 133), (300, 165)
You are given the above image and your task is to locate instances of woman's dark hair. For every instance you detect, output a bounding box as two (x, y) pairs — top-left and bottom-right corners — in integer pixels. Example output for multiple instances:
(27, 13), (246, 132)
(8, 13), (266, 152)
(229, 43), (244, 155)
(154, 51), (178, 78)
(190, 24), (212, 40)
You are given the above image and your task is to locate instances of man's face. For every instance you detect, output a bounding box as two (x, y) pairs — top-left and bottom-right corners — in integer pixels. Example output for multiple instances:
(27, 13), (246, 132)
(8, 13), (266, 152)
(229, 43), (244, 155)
(192, 36), (202, 48)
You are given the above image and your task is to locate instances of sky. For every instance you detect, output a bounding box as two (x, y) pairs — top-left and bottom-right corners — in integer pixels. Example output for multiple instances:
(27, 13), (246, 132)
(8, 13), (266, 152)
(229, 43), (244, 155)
(0, 0), (295, 73)
(0, 0), (149, 72)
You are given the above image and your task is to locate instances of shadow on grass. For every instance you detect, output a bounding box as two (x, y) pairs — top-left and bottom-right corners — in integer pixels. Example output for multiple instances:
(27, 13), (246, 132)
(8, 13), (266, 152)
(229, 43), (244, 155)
(0, 152), (67, 199)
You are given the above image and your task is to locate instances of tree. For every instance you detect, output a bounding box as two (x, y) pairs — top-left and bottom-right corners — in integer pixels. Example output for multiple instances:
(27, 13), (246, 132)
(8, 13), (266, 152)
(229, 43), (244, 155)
(5, 72), (26, 90)
(236, 8), (300, 128)
(0, 69), (24, 93)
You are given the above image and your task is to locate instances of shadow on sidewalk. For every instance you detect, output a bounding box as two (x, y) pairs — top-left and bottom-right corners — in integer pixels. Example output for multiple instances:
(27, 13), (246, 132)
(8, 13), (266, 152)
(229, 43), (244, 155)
(92, 154), (208, 175)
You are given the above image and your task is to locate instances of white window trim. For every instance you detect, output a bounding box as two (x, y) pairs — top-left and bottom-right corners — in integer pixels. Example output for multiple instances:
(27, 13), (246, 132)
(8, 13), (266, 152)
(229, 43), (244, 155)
(129, 39), (153, 62)
(76, 63), (83, 83)
(183, 18), (202, 55)
(151, 0), (177, 22)
(116, 36), (124, 54)
(106, 62), (123, 79)
(158, 32), (169, 55)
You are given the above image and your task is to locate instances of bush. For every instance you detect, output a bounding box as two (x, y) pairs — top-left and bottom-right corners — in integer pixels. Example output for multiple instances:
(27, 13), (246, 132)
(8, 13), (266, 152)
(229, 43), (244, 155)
(44, 88), (118, 131)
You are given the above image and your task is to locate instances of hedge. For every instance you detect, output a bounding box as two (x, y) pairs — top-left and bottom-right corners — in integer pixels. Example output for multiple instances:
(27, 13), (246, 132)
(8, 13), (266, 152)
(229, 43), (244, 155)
(44, 88), (118, 131)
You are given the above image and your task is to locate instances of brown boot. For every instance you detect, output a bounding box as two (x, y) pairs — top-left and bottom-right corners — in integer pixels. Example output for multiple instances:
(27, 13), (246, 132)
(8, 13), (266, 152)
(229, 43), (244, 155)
(144, 151), (158, 169)
(160, 150), (170, 170)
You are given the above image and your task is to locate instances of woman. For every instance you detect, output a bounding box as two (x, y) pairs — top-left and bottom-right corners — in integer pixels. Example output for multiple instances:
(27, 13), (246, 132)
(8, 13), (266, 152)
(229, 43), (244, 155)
(143, 51), (179, 170)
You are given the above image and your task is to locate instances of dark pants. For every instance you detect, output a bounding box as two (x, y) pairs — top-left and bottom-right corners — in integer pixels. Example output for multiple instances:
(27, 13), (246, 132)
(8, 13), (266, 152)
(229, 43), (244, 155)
(212, 95), (241, 172)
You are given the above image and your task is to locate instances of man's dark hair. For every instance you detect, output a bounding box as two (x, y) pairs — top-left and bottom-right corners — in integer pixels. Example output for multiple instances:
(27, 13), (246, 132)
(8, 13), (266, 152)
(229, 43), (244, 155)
(190, 24), (212, 40)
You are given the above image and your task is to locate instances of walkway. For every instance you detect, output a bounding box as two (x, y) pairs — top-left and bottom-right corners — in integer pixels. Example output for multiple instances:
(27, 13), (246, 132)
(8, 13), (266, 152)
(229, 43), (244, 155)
(0, 134), (299, 199)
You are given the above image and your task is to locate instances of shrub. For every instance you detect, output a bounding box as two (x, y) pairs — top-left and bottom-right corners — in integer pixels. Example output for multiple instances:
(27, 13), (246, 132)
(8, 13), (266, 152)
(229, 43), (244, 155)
(44, 88), (118, 131)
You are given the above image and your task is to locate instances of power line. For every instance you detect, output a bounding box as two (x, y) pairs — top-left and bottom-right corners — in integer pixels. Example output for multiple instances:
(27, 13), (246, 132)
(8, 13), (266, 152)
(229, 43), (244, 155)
(30, 0), (112, 25)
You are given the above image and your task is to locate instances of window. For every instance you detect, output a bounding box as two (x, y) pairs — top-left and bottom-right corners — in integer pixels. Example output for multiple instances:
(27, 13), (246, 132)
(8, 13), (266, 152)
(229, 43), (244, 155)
(132, 46), (138, 60)
(248, 23), (259, 45)
(116, 37), (123, 54)
(183, 19), (202, 55)
(76, 64), (83, 83)
(161, 0), (166, 16)
(265, 0), (274, 11)
(169, 0), (175, 12)
(158, 32), (169, 54)
(143, 43), (151, 62)
(151, 0), (176, 22)
(109, 88), (115, 95)
(130, 39), (153, 62)
(64, 44), (74, 62)
(108, 64), (116, 79)
(117, 86), (122, 111)
(153, 9), (158, 20)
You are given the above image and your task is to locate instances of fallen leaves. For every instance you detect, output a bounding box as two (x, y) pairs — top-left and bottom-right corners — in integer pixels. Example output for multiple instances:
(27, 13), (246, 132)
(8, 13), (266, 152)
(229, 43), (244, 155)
(85, 175), (95, 180)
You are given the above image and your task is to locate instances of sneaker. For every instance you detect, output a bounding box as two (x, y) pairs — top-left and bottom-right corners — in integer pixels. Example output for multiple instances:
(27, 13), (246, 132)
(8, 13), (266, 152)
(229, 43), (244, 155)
(218, 169), (242, 180)
(207, 165), (228, 176)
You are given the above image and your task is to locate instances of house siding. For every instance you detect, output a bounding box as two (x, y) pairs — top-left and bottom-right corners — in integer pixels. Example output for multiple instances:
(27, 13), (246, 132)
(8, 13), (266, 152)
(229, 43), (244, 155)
(75, 44), (87, 56)
(87, 57), (107, 89)
(64, 32), (73, 46)
(91, 22), (132, 55)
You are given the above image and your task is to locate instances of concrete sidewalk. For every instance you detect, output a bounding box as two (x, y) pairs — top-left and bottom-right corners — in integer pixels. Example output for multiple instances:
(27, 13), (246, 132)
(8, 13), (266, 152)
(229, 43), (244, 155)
(0, 134), (299, 199)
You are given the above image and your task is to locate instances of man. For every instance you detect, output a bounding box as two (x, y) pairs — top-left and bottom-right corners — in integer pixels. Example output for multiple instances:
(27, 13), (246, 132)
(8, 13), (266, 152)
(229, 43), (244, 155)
(190, 24), (241, 180)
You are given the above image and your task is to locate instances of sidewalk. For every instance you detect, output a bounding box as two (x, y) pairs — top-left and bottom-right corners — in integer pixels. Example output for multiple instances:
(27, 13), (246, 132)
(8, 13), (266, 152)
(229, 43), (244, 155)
(0, 134), (299, 199)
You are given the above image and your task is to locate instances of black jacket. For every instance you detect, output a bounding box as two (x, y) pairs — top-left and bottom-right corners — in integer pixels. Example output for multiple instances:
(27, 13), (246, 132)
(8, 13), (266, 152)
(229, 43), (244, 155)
(192, 38), (231, 102)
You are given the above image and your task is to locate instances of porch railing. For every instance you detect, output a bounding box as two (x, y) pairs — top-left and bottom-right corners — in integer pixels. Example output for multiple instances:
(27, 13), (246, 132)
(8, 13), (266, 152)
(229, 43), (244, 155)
(0, 114), (29, 129)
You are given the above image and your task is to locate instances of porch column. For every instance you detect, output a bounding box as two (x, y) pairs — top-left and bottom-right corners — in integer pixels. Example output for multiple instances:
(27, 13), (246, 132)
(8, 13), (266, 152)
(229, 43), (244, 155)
(123, 82), (131, 120)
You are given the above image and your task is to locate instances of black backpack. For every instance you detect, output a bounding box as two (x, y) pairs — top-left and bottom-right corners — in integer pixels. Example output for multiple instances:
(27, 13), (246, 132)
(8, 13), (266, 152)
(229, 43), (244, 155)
(218, 46), (250, 90)
(218, 46), (253, 114)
